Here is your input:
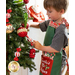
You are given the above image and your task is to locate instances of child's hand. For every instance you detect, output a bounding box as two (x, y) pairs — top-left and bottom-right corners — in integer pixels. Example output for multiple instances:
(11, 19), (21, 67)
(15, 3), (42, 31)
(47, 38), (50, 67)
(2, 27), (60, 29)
(33, 40), (42, 50)
(27, 21), (39, 28)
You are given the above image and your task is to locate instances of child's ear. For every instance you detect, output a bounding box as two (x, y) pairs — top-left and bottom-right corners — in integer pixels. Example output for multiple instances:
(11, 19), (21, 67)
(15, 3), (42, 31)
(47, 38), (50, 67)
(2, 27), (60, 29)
(60, 9), (65, 14)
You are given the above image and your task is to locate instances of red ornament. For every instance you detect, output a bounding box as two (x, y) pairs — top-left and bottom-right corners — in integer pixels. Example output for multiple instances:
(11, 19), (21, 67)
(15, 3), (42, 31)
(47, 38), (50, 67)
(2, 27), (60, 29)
(6, 13), (11, 18)
(15, 52), (20, 57)
(6, 23), (11, 26)
(14, 57), (19, 61)
(21, 23), (29, 29)
(31, 42), (33, 46)
(17, 27), (27, 37)
(23, 0), (29, 4)
(29, 54), (35, 58)
(21, 23), (24, 27)
(29, 49), (35, 53)
(6, 18), (9, 22)
(29, 49), (35, 58)
(26, 23), (29, 29)
(16, 48), (21, 52)
(7, 9), (12, 13)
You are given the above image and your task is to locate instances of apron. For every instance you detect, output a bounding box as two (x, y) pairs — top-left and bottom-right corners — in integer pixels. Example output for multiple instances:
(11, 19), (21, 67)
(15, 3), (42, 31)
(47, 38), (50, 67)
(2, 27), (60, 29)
(40, 26), (62, 75)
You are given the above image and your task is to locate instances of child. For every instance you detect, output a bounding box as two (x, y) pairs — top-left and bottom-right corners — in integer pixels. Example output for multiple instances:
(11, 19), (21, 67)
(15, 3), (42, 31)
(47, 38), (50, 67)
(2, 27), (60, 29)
(29, 0), (69, 75)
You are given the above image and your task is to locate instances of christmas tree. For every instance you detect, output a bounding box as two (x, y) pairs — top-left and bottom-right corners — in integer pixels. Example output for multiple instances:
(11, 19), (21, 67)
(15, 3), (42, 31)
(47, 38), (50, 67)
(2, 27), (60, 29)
(6, 0), (39, 75)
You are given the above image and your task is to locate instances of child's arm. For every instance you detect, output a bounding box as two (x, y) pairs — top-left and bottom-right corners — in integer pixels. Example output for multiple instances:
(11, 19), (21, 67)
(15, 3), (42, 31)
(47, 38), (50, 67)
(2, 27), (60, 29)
(33, 40), (59, 53)
(28, 22), (40, 28)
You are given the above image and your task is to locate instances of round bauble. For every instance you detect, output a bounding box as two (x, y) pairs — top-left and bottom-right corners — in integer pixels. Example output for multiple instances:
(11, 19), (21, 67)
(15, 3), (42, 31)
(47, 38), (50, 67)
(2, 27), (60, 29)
(6, 23), (14, 33)
(6, 13), (11, 18)
(29, 49), (35, 53)
(15, 52), (20, 57)
(29, 49), (35, 58)
(7, 9), (12, 13)
(23, 0), (29, 4)
(8, 61), (20, 72)
(17, 27), (27, 37)
(29, 53), (35, 58)
(16, 48), (21, 52)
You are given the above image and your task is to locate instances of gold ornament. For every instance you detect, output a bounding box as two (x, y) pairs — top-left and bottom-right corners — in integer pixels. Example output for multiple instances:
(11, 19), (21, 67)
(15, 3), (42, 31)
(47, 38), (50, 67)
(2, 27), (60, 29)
(6, 23), (14, 33)
(8, 61), (20, 72)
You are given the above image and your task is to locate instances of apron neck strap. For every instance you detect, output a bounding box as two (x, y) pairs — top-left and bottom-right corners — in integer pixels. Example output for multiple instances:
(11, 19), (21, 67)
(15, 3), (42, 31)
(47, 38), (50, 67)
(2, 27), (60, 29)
(49, 18), (69, 29)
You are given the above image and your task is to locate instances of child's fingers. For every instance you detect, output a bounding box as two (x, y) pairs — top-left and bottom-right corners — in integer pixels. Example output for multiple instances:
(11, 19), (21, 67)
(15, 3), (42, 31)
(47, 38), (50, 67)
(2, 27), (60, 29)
(33, 40), (36, 44)
(33, 40), (36, 47)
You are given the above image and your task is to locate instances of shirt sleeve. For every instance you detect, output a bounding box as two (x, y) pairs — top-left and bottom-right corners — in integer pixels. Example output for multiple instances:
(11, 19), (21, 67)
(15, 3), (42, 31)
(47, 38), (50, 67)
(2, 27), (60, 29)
(50, 24), (68, 51)
(39, 20), (50, 32)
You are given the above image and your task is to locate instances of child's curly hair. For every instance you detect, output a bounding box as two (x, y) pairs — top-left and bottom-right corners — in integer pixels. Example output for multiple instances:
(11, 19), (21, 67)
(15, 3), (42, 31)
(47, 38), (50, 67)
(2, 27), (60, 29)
(44, 0), (69, 13)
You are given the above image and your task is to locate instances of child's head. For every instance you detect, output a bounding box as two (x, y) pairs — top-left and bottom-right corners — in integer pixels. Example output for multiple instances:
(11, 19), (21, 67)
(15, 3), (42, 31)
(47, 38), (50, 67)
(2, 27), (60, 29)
(44, 0), (68, 13)
(44, 0), (68, 21)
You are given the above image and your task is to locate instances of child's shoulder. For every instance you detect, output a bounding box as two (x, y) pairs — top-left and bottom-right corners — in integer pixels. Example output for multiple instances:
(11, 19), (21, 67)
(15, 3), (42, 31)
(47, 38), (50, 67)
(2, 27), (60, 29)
(56, 24), (69, 38)
(56, 24), (66, 32)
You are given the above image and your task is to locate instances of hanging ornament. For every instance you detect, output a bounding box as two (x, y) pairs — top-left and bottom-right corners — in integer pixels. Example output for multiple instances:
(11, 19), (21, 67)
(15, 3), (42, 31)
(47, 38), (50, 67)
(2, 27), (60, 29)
(6, 13), (11, 18)
(13, 0), (23, 6)
(15, 52), (20, 57)
(17, 27), (27, 37)
(26, 35), (32, 42)
(14, 57), (19, 61)
(14, 48), (21, 61)
(8, 61), (20, 72)
(26, 35), (34, 47)
(23, 0), (29, 4)
(26, 23), (29, 29)
(29, 54), (35, 58)
(29, 49), (35, 53)
(21, 23), (29, 29)
(26, 35), (33, 46)
(29, 49), (35, 58)
(6, 9), (12, 23)
(31, 42), (33, 46)
(6, 18), (9, 22)
(6, 23), (14, 33)
(28, 5), (45, 22)
(16, 48), (21, 52)
(7, 9), (12, 13)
